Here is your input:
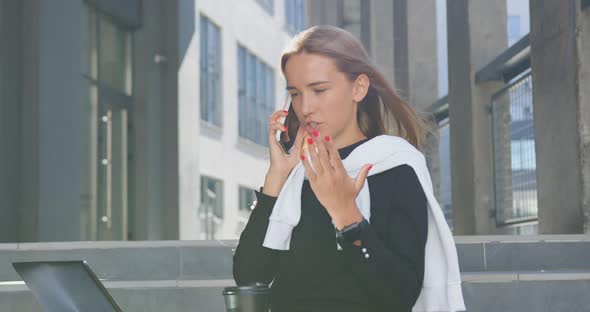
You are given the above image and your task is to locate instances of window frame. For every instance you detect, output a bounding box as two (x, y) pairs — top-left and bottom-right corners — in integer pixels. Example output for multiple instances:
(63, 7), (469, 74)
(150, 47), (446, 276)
(199, 15), (223, 127)
(237, 44), (275, 146)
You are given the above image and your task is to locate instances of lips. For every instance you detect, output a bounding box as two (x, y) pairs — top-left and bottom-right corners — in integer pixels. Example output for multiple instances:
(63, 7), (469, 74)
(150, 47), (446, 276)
(304, 121), (321, 135)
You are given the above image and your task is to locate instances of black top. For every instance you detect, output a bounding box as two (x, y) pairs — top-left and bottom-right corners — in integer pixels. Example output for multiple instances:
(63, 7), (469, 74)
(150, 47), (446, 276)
(233, 138), (428, 312)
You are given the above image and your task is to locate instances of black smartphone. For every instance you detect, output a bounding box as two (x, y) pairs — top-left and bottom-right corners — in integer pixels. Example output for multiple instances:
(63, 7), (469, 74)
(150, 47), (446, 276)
(276, 93), (293, 155)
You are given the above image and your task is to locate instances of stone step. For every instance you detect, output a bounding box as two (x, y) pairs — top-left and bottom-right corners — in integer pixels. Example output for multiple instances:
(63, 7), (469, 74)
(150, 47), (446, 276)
(461, 270), (590, 312)
(0, 279), (233, 312)
(1, 236), (590, 311)
(2, 271), (590, 312)
(1, 235), (590, 283)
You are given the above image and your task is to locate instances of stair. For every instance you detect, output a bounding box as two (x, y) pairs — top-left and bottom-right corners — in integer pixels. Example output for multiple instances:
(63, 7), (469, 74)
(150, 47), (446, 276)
(0, 235), (589, 311)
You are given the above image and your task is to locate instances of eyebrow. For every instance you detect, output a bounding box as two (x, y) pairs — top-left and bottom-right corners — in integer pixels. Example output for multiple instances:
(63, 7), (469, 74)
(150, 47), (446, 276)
(286, 81), (330, 91)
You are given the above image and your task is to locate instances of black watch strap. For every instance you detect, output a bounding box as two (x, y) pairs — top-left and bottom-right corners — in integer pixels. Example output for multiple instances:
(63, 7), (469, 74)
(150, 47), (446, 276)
(337, 218), (369, 244)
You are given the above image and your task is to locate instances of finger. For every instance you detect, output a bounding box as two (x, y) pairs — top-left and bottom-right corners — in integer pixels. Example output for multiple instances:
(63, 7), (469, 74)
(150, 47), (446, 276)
(269, 121), (287, 133)
(267, 110), (289, 149)
(291, 126), (307, 154)
(355, 164), (373, 192)
(300, 152), (317, 181)
(268, 121), (288, 151)
(314, 132), (333, 172)
(306, 136), (324, 175)
(323, 134), (345, 172)
(268, 109), (289, 124)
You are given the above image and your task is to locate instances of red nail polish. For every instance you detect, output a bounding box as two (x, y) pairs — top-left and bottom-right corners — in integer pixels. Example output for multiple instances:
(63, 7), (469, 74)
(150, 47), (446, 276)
(300, 155), (305, 161)
(283, 110), (288, 114)
(313, 129), (319, 137)
(307, 138), (314, 144)
(283, 126), (288, 131)
(368, 164), (373, 171)
(325, 135), (331, 142)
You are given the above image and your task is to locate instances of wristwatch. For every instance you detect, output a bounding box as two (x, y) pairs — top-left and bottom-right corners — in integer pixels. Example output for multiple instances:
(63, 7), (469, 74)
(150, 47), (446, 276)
(336, 218), (369, 245)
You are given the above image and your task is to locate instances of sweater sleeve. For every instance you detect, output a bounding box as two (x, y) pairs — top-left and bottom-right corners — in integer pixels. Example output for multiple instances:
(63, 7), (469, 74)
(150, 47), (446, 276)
(339, 164), (428, 310)
(233, 187), (281, 286)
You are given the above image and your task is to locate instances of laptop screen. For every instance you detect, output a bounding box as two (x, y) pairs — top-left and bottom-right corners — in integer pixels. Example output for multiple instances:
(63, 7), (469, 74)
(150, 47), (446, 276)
(12, 260), (122, 312)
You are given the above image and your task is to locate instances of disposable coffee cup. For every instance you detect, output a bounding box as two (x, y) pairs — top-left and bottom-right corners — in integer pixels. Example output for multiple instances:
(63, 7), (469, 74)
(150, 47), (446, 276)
(222, 285), (271, 312)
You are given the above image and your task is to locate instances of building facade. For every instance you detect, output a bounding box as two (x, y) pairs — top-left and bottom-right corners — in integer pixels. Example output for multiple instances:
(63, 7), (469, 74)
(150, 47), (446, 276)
(0, 0), (305, 242)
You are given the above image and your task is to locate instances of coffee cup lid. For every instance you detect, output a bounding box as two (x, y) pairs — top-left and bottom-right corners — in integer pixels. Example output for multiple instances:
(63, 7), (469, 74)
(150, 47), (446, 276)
(222, 285), (271, 295)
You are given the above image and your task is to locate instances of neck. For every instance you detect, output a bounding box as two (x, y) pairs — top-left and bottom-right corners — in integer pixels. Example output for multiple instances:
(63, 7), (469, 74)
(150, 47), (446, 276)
(333, 127), (367, 150)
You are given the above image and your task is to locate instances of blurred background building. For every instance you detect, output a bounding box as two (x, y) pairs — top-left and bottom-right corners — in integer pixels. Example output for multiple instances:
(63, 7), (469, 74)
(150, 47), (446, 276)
(1, 0), (589, 244)
(2, 1), (590, 311)
(0, 0), (305, 242)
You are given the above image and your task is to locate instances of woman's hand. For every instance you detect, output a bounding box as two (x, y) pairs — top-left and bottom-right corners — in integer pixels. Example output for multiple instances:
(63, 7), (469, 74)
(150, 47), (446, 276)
(267, 109), (307, 177)
(299, 131), (373, 230)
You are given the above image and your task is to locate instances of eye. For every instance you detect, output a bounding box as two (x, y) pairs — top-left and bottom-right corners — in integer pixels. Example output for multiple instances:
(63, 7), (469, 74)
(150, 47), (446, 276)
(314, 89), (327, 94)
(290, 93), (299, 98)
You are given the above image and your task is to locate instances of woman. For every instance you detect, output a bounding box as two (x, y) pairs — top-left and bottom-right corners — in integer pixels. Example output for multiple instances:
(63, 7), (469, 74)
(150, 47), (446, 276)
(233, 25), (463, 312)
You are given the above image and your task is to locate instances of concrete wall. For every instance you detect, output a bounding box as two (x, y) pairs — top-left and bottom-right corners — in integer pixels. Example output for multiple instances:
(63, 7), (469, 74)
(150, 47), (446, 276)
(369, 0), (395, 85)
(529, 0), (590, 234)
(36, 0), (86, 241)
(406, 0), (438, 112)
(131, 0), (181, 241)
(0, 0), (21, 242)
(0, 0), (87, 242)
(177, 0), (202, 241)
(579, 0), (590, 233)
(17, 0), (41, 243)
(447, 0), (507, 235)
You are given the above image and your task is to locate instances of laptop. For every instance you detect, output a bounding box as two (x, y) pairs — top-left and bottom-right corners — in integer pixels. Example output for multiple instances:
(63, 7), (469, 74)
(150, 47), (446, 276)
(12, 260), (123, 312)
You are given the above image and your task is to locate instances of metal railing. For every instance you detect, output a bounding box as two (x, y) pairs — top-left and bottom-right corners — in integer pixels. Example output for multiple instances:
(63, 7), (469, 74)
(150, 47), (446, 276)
(490, 71), (538, 227)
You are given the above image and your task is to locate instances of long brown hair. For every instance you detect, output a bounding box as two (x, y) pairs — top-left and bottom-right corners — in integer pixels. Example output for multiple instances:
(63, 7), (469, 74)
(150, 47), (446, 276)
(279, 25), (433, 150)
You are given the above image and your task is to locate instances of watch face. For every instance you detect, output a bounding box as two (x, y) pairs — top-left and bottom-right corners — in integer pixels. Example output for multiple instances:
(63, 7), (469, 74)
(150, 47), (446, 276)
(341, 222), (362, 243)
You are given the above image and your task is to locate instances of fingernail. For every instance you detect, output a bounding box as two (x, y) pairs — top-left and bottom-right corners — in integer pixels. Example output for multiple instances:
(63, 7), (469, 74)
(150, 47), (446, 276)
(324, 135), (331, 142)
(283, 110), (288, 114)
(313, 129), (319, 137)
(283, 126), (288, 131)
(300, 155), (305, 161)
(307, 138), (314, 145)
(368, 164), (373, 171)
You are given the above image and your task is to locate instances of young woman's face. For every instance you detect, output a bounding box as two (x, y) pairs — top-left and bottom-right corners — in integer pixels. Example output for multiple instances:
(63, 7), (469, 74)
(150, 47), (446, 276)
(284, 52), (367, 145)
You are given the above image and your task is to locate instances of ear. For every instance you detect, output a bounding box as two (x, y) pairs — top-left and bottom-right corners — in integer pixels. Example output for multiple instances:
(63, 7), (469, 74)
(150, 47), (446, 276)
(352, 74), (370, 103)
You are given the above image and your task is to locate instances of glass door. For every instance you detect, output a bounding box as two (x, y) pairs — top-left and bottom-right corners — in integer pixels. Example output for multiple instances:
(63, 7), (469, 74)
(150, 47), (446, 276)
(96, 89), (131, 240)
(82, 4), (133, 241)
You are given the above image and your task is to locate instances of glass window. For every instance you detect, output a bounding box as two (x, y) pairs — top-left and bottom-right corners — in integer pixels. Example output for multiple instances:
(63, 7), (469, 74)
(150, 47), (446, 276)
(200, 175), (224, 218)
(200, 15), (222, 126)
(200, 175), (224, 239)
(285, 0), (306, 34)
(238, 186), (257, 213)
(237, 44), (275, 146)
(238, 47), (247, 135)
(98, 14), (132, 94)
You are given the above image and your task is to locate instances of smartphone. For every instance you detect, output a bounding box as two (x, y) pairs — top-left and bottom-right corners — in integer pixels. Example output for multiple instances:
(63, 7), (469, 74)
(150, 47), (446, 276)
(276, 93), (293, 155)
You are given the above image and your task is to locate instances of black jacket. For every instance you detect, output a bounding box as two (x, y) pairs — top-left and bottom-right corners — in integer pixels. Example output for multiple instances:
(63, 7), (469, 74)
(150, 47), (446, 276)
(233, 138), (428, 312)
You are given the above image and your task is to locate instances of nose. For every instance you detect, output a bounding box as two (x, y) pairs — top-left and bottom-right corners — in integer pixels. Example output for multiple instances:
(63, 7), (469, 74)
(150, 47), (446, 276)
(299, 93), (317, 118)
